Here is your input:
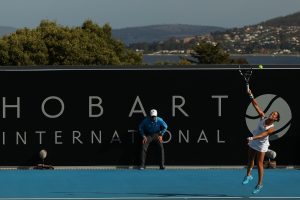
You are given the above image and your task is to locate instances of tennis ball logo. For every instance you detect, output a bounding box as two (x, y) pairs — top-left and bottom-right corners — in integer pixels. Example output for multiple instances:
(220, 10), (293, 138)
(245, 94), (292, 141)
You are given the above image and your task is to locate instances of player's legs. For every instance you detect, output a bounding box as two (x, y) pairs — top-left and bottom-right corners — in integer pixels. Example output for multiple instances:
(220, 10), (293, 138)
(243, 147), (256, 184)
(246, 147), (256, 176)
(256, 151), (265, 186)
(252, 151), (265, 193)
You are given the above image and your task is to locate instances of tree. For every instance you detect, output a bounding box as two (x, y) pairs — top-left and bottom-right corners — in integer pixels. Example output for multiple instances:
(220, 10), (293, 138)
(188, 40), (248, 64)
(0, 20), (142, 66)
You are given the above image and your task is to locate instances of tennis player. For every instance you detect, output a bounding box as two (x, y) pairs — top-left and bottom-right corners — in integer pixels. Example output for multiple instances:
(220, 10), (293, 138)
(242, 88), (280, 194)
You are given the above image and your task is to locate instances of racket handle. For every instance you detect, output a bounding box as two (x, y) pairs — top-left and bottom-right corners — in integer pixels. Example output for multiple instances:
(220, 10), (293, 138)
(246, 84), (249, 92)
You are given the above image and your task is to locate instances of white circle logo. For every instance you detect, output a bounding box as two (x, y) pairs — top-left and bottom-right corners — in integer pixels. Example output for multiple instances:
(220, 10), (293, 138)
(245, 94), (292, 141)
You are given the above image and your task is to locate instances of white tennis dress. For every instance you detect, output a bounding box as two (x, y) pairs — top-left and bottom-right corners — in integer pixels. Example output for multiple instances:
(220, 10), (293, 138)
(249, 117), (274, 153)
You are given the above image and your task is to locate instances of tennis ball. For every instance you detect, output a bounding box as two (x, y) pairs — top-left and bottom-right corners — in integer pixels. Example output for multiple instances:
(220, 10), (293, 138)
(258, 64), (263, 69)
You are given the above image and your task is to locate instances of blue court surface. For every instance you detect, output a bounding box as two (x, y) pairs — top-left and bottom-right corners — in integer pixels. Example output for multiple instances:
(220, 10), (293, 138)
(0, 168), (299, 199)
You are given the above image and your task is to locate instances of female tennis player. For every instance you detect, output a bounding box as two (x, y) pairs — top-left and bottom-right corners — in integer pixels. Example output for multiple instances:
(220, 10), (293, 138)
(242, 88), (280, 194)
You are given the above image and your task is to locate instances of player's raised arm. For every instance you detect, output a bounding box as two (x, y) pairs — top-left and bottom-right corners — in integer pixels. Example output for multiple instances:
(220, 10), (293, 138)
(248, 89), (265, 118)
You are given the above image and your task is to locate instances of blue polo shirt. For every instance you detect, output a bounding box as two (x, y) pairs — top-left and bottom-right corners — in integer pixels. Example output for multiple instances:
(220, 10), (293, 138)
(139, 117), (168, 137)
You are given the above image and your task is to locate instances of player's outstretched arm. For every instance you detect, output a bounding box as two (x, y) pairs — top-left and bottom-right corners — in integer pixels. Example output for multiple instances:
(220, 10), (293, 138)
(248, 89), (265, 118)
(247, 127), (275, 142)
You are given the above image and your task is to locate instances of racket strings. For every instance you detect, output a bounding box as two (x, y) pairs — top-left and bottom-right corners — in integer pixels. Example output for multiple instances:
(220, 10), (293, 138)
(240, 69), (252, 82)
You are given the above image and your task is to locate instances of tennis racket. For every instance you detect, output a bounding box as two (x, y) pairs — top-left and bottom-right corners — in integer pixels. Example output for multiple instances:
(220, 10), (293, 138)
(238, 65), (253, 92)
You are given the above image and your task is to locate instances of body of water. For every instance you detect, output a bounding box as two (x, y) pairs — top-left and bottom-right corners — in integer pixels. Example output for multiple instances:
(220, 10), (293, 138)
(143, 54), (300, 65)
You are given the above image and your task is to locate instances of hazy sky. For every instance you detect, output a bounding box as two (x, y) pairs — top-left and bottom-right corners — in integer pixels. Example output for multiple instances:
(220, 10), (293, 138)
(1, 0), (300, 29)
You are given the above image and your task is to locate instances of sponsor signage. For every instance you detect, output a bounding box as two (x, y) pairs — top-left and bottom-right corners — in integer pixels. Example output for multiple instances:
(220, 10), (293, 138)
(0, 66), (298, 166)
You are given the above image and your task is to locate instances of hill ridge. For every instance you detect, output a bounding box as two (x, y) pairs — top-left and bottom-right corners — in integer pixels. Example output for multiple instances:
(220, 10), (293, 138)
(112, 24), (226, 44)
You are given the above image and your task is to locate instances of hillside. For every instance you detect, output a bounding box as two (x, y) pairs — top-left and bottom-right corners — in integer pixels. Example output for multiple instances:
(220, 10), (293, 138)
(129, 11), (300, 55)
(261, 11), (300, 26)
(0, 26), (17, 37)
(208, 11), (300, 55)
(112, 24), (226, 45)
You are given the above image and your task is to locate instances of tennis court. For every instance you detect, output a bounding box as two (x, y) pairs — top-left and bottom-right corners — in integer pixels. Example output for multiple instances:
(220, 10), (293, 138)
(0, 168), (299, 199)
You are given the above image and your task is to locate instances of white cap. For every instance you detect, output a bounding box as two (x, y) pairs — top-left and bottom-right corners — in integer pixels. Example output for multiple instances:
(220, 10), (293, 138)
(150, 109), (157, 117)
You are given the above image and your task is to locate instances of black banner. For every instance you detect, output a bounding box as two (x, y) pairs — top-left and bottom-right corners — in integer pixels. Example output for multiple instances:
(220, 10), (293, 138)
(0, 66), (298, 166)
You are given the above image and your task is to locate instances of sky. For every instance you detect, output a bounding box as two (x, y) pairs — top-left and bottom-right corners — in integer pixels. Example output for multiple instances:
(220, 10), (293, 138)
(1, 0), (300, 29)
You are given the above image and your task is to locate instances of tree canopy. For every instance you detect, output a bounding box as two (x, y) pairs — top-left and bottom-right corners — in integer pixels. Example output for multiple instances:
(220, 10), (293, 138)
(187, 41), (248, 64)
(0, 20), (142, 66)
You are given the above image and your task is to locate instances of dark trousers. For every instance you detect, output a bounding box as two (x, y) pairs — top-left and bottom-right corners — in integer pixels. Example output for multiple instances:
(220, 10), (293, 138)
(140, 134), (165, 168)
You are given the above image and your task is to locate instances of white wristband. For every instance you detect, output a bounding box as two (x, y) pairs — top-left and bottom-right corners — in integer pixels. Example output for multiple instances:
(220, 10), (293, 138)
(247, 137), (253, 141)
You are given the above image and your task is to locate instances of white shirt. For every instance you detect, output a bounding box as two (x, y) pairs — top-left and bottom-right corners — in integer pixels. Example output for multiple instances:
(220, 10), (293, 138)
(249, 117), (274, 152)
